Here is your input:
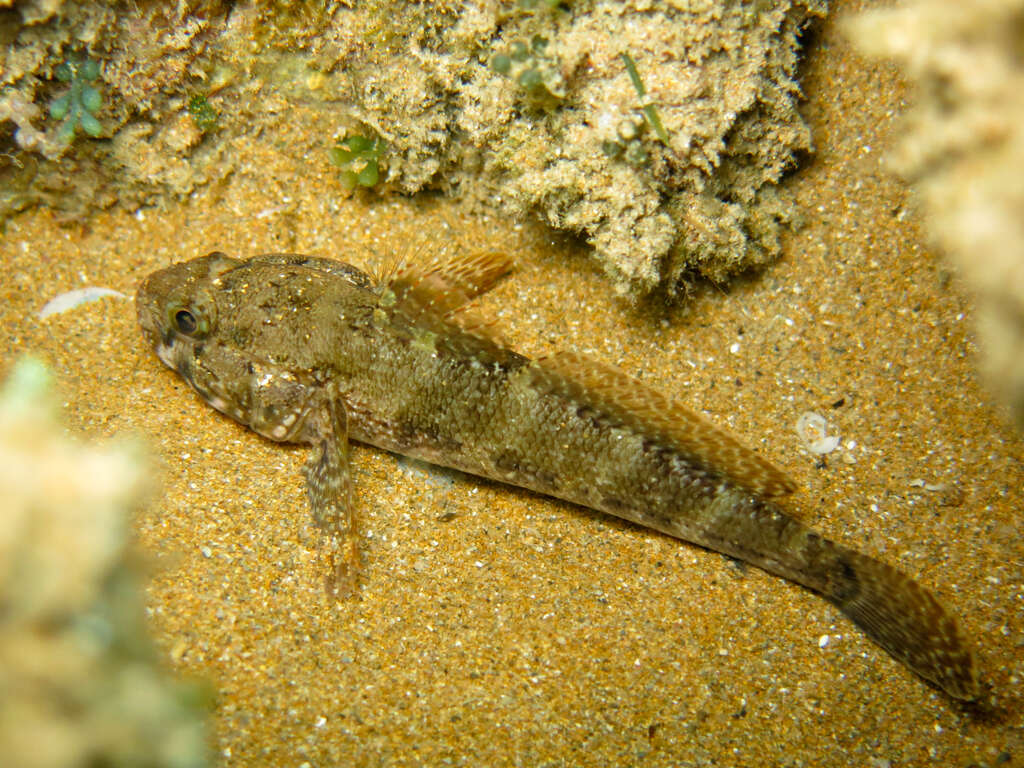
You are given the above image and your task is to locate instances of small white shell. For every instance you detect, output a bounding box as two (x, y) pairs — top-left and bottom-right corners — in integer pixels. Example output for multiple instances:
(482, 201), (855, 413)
(796, 411), (841, 455)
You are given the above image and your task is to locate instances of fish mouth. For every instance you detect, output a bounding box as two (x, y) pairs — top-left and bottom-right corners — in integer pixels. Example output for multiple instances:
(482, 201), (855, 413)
(135, 270), (197, 370)
(154, 339), (179, 371)
(153, 336), (197, 385)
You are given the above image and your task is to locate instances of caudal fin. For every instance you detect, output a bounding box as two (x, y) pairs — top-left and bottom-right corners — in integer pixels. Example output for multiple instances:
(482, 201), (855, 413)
(827, 546), (980, 700)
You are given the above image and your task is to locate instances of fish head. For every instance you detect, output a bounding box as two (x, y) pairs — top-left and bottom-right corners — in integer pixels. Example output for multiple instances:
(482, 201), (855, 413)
(137, 251), (377, 443)
(136, 251), (236, 358)
(136, 251), (264, 427)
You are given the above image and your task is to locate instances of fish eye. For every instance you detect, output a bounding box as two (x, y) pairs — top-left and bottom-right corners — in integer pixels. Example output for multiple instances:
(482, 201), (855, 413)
(174, 309), (198, 335)
(167, 303), (210, 338)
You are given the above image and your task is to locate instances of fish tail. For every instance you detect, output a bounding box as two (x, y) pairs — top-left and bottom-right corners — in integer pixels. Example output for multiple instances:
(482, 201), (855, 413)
(692, 494), (981, 700)
(817, 541), (980, 701)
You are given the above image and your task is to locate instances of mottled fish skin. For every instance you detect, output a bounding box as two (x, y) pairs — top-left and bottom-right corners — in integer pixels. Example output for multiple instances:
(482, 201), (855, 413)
(136, 250), (981, 701)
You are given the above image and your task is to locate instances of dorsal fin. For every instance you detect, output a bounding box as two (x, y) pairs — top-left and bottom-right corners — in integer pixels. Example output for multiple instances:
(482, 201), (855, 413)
(378, 250), (516, 359)
(538, 351), (797, 499)
(384, 250), (514, 321)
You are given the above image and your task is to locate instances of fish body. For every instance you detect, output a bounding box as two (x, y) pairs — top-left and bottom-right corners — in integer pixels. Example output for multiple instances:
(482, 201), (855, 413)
(136, 250), (980, 701)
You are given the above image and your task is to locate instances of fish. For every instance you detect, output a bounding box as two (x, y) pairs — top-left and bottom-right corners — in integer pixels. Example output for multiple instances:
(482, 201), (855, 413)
(136, 249), (981, 701)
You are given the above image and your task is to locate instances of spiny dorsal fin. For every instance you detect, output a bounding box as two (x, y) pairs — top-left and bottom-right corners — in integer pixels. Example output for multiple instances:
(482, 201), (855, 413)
(379, 250), (516, 358)
(538, 351), (797, 499)
(384, 250), (514, 322)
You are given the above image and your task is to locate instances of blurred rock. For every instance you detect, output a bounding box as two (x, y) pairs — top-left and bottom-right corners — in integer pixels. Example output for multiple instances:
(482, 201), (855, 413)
(850, 0), (1024, 429)
(0, 358), (210, 768)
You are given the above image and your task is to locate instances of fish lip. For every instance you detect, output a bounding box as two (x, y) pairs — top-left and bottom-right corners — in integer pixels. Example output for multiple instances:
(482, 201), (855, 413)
(155, 340), (176, 369)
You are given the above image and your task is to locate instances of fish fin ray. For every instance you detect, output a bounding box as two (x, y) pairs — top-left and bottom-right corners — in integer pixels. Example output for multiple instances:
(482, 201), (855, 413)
(385, 250), (514, 320)
(381, 251), (516, 356)
(828, 546), (980, 700)
(303, 391), (360, 600)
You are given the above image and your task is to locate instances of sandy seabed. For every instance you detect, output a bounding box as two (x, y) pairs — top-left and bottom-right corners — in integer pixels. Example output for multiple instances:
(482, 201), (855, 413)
(2, 2), (1022, 765)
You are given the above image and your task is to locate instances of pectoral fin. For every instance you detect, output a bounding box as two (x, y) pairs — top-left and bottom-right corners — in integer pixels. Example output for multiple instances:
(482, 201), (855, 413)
(303, 391), (360, 600)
